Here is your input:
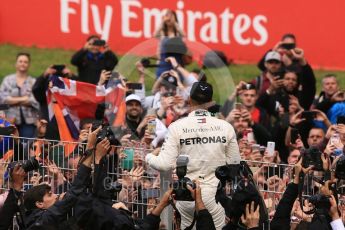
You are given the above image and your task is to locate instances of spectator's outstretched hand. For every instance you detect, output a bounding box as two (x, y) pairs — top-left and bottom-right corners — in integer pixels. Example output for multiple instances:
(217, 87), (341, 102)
(241, 201), (260, 229)
(86, 126), (101, 150)
(11, 165), (26, 191)
(95, 138), (110, 163)
(328, 195), (341, 221)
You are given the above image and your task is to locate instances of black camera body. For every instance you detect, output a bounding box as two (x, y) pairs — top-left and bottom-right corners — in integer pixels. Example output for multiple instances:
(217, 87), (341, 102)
(215, 162), (268, 228)
(92, 121), (120, 146)
(8, 157), (40, 173)
(302, 147), (323, 171)
(140, 57), (159, 68)
(308, 194), (331, 210)
(172, 155), (196, 201)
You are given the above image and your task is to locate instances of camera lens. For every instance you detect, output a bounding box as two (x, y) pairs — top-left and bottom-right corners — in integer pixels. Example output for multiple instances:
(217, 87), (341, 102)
(21, 157), (40, 173)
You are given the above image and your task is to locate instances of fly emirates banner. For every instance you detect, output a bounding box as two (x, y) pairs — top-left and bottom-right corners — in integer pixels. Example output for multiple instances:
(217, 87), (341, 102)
(1, 0), (345, 69)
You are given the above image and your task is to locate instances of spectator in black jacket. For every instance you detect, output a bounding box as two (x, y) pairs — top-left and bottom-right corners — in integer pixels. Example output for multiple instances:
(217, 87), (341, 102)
(257, 33), (298, 72)
(71, 35), (118, 85)
(313, 74), (340, 114)
(256, 48), (316, 118)
(0, 164), (26, 230)
(23, 127), (104, 229)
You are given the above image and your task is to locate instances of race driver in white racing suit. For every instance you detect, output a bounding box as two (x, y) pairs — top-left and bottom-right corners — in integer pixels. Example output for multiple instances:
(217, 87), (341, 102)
(146, 81), (241, 230)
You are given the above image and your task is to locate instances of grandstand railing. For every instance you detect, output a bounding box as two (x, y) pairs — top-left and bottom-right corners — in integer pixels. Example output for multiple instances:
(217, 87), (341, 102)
(0, 136), (344, 229)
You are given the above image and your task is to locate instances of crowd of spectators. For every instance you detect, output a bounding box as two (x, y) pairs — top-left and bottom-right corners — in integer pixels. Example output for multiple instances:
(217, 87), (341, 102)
(0, 10), (345, 230)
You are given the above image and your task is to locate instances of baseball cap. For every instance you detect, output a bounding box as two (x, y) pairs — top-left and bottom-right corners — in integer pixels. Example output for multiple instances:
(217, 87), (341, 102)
(161, 74), (178, 89)
(265, 51), (281, 62)
(125, 94), (141, 104)
(190, 82), (213, 103)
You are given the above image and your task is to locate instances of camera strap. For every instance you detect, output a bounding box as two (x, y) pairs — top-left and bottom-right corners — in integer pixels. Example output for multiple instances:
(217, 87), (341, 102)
(169, 199), (197, 230)
(298, 172), (317, 215)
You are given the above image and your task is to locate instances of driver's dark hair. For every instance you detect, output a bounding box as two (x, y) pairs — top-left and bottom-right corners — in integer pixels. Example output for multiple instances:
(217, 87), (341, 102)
(24, 184), (51, 211)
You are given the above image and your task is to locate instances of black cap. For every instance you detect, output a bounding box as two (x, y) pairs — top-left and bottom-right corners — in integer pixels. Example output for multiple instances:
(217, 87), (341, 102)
(161, 75), (178, 89)
(190, 82), (213, 103)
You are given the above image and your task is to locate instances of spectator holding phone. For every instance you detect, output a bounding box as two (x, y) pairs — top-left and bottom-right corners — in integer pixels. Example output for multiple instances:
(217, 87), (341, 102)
(257, 33), (300, 72)
(0, 52), (39, 138)
(256, 48), (316, 118)
(251, 51), (284, 96)
(71, 35), (118, 85)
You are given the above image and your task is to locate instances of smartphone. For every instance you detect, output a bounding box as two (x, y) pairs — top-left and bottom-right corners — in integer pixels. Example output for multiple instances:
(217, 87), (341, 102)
(330, 133), (340, 145)
(121, 148), (134, 170)
(234, 103), (243, 110)
(147, 120), (156, 139)
(291, 128), (299, 144)
(52, 65), (66, 76)
(127, 83), (143, 90)
(251, 144), (260, 152)
(280, 43), (296, 50)
(0, 126), (16, 136)
(110, 72), (119, 79)
(93, 39), (106, 46)
(266, 142), (275, 157)
(301, 111), (317, 120)
(337, 116), (345, 125)
(141, 188), (160, 199)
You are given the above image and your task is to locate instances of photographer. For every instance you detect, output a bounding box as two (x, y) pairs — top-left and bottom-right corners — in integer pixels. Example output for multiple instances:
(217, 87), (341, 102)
(22, 127), (103, 229)
(71, 35), (118, 85)
(270, 157), (313, 230)
(0, 164), (26, 230)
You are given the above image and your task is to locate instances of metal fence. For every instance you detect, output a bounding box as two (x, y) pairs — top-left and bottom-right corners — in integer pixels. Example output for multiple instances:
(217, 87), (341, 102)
(1, 136), (344, 229)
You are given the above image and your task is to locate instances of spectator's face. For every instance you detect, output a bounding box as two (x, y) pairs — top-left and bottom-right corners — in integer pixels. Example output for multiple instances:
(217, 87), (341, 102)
(307, 128), (325, 147)
(240, 89), (257, 108)
(283, 72), (298, 92)
(233, 117), (249, 134)
(88, 38), (101, 54)
(265, 60), (281, 74)
(160, 86), (176, 96)
(126, 101), (142, 118)
(163, 10), (177, 26)
(282, 37), (295, 44)
(81, 123), (92, 131)
(40, 190), (58, 209)
(287, 149), (300, 164)
(322, 77), (339, 97)
(15, 55), (30, 73)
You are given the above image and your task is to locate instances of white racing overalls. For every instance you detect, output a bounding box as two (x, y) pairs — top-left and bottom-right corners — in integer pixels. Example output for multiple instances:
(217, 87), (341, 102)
(146, 109), (241, 230)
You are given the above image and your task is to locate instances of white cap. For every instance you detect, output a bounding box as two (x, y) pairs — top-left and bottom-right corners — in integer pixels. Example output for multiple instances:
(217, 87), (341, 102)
(125, 94), (141, 104)
(265, 51), (281, 62)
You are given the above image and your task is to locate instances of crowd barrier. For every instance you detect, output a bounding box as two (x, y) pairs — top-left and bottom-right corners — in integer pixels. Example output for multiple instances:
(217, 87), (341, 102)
(0, 136), (344, 229)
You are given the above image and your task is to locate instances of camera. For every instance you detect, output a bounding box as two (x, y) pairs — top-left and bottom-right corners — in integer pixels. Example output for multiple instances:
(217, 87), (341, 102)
(215, 162), (268, 225)
(172, 155), (196, 201)
(308, 194), (331, 210)
(140, 57), (159, 68)
(91, 121), (121, 146)
(301, 147), (323, 171)
(8, 157), (40, 173)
